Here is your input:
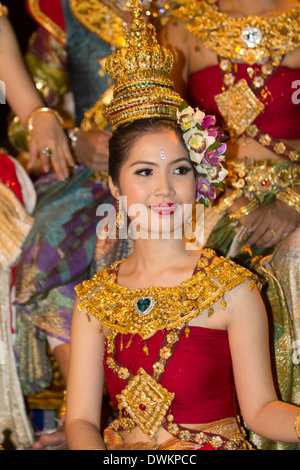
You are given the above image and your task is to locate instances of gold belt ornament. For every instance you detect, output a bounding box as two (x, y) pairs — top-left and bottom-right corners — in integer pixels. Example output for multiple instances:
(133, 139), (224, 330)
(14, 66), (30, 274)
(116, 367), (175, 439)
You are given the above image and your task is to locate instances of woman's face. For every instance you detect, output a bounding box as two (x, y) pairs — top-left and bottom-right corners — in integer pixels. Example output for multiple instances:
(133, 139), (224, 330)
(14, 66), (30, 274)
(110, 128), (196, 238)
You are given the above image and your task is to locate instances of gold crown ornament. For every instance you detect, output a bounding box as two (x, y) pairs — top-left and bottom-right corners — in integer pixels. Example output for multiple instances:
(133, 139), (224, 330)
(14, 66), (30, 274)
(104, 0), (183, 130)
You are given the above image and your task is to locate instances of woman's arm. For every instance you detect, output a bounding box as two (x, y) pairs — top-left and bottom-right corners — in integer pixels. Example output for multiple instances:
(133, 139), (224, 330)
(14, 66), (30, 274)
(159, 18), (190, 98)
(227, 281), (299, 442)
(65, 298), (106, 450)
(0, 15), (74, 179)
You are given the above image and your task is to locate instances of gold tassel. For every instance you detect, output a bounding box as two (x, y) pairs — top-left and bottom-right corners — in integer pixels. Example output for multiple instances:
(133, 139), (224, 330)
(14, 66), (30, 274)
(126, 335), (134, 349)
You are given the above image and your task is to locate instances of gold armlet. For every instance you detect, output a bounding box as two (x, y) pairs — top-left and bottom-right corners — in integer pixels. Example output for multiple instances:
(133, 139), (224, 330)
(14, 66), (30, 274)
(294, 412), (300, 440)
(214, 189), (243, 214)
(227, 199), (259, 221)
(277, 188), (300, 215)
(26, 107), (63, 133)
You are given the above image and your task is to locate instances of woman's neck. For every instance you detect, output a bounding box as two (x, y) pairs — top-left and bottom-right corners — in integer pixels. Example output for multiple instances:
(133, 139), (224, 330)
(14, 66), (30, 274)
(118, 237), (201, 287)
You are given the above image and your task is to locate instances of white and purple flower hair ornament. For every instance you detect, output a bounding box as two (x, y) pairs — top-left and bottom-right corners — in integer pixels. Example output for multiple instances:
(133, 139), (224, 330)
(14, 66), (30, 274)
(177, 101), (228, 207)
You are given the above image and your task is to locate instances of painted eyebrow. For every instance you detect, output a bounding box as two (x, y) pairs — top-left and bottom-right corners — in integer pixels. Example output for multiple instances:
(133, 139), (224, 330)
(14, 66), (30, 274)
(129, 157), (191, 167)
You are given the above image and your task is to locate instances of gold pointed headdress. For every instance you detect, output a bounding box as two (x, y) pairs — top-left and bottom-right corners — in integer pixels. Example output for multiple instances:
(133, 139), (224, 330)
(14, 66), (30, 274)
(104, 0), (183, 131)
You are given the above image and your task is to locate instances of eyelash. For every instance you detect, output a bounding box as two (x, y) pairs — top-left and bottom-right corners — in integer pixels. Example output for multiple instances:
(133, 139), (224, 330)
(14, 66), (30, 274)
(135, 166), (192, 176)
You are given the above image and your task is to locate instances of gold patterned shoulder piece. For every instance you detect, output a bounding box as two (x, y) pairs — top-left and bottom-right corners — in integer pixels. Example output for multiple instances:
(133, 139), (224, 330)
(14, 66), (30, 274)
(75, 252), (256, 339)
(205, 256), (256, 292)
(172, 0), (300, 64)
(27, 0), (66, 45)
(0, 2), (8, 17)
(75, 265), (114, 300)
(70, 0), (126, 49)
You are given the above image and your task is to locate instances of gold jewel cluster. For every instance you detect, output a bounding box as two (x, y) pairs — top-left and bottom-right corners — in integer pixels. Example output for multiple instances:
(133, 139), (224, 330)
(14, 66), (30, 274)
(104, 0), (182, 130)
(226, 159), (300, 202)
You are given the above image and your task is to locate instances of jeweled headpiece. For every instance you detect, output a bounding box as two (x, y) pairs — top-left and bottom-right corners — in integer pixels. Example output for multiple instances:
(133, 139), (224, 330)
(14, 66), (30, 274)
(104, 0), (183, 130)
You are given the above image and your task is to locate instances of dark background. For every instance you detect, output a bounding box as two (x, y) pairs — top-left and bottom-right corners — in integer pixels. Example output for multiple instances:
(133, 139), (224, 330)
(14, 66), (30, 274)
(0, 0), (37, 149)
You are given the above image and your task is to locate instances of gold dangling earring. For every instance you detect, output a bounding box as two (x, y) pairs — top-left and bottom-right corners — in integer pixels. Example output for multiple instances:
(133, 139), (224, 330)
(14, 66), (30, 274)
(116, 197), (125, 230)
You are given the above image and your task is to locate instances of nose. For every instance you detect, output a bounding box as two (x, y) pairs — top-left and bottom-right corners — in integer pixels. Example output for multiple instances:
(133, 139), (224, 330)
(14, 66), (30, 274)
(153, 171), (175, 198)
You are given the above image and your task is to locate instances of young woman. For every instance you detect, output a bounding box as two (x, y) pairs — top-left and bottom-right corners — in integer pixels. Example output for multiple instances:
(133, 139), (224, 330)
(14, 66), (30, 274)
(64, 1), (300, 450)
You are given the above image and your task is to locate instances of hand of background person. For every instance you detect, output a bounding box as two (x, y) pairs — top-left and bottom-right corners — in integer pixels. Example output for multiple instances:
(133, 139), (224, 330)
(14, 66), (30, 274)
(31, 418), (67, 450)
(240, 200), (300, 248)
(27, 112), (75, 181)
(73, 129), (112, 172)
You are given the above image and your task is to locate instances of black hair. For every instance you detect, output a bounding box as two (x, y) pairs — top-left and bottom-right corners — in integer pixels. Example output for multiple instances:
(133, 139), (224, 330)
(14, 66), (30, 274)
(108, 118), (188, 185)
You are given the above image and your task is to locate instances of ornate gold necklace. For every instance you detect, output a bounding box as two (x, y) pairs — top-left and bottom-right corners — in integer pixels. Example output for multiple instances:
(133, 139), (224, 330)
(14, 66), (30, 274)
(173, 0), (300, 65)
(75, 248), (255, 340)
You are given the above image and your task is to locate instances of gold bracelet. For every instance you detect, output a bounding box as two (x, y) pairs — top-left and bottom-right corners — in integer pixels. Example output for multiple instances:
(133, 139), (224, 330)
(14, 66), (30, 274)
(277, 188), (300, 215)
(214, 189), (243, 213)
(26, 107), (64, 133)
(295, 412), (300, 440)
(228, 199), (259, 221)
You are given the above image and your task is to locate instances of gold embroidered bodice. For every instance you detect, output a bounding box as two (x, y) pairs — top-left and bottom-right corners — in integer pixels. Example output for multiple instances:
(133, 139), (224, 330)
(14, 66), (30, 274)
(172, 0), (300, 65)
(75, 249), (256, 340)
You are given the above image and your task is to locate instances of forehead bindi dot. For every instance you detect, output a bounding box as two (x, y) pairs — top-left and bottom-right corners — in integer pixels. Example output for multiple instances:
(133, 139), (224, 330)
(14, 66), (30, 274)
(160, 148), (166, 160)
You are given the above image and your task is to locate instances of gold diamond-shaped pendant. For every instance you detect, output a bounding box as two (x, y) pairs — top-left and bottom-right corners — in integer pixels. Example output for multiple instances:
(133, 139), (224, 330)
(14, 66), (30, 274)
(116, 368), (174, 439)
(215, 79), (265, 141)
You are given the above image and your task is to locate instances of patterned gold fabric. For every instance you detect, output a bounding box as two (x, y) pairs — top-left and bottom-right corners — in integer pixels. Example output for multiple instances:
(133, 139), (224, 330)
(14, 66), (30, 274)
(103, 417), (253, 450)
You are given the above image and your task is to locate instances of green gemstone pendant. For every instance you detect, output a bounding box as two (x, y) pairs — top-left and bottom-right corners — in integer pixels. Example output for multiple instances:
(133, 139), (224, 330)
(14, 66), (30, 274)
(135, 296), (155, 316)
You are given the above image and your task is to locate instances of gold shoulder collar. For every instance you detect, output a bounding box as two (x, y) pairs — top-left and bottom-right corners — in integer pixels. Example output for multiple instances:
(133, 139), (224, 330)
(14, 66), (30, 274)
(27, 0), (66, 45)
(75, 251), (256, 339)
(70, 0), (126, 49)
(172, 0), (300, 64)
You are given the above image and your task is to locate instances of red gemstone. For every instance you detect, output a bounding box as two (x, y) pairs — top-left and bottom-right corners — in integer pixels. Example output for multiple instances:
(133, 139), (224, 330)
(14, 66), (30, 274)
(261, 180), (268, 187)
(139, 404), (146, 411)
